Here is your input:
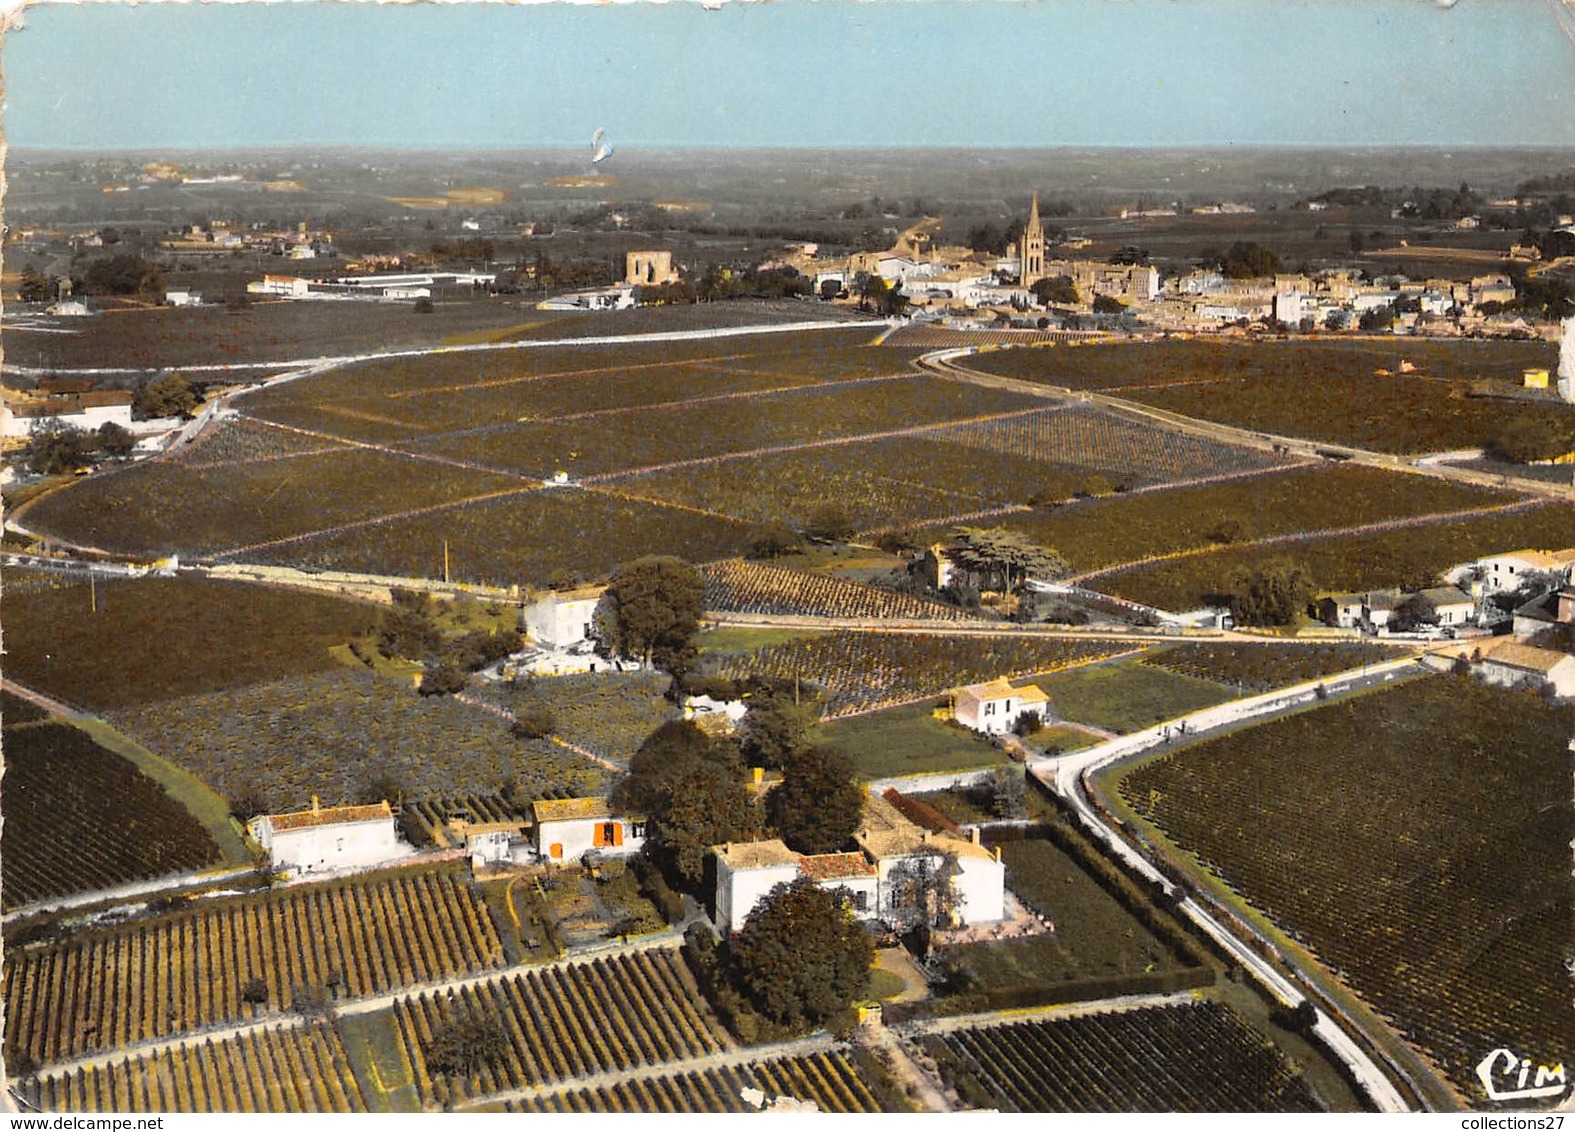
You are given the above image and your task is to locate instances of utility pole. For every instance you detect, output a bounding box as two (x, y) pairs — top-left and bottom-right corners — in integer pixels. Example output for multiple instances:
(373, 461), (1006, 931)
(443, 540), (451, 586)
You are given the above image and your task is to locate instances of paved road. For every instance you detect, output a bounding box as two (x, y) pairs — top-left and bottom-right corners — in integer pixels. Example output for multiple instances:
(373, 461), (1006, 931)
(1034, 658), (1426, 1114)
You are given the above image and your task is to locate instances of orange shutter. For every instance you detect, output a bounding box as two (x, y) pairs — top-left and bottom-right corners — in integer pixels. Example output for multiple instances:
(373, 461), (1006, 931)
(549, 843), (563, 859)
(612, 823), (624, 847)
(593, 823), (607, 848)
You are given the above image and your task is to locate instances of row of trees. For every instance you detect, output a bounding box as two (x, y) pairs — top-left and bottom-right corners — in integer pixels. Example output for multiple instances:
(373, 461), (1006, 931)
(25, 419), (135, 474)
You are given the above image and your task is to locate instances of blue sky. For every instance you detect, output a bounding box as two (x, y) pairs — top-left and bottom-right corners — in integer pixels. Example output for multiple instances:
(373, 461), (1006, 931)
(6, 0), (1575, 150)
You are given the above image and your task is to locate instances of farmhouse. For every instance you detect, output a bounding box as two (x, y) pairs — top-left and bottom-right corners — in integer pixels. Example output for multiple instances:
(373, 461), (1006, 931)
(952, 677), (1052, 735)
(533, 797), (645, 862)
(248, 798), (402, 876)
(525, 589), (602, 651)
(1414, 585), (1475, 627)
(1511, 584), (1575, 638)
(712, 791), (1005, 933)
(0, 390), (136, 439)
(448, 817), (530, 869)
(1454, 549), (1575, 596)
(1471, 640), (1575, 699)
(1317, 592), (1367, 630)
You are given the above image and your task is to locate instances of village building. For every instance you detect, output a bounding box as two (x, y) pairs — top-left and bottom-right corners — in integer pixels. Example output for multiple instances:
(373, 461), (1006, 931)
(712, 791), (1006, 933)
(1511, 584), (1575, 638)
(533, 797), (645, 862)
(1318, 592), (1368, 630)
(1453, 549), (1575, 596)
(1415, 585), (1475, 628)
(625, 251), (680, 287)
(248, 799), (402, 876)
(951, 677), (1052, 734)
(0, 389), (136, 439)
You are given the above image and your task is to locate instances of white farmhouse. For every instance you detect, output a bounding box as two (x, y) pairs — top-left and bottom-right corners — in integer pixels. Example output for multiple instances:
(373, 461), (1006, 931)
(533, 797), (645, 862)
(524, 590), (602, 650)
(248, 799), (402, 876)
(1, 391), (137, 439)
(1455, 549), (1575, 596)
(712, 791), (1006, 933)
(1415, 585), (1474, 628)
(714, 839), (803, 932)
(952, 678), (1052, 735)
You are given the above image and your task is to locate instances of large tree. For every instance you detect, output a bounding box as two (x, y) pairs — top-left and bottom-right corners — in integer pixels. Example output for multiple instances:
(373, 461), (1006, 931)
(1223, 560), (1314, 627)
(945, 527), (1068, 593)
(729, 879), (874, 1030)
(768, 746), (864, 855)
(134, 373), (199, 420)
(26, 421), (96, 475)
(739, 682), (822, 770)
(593, 556), (705, 676)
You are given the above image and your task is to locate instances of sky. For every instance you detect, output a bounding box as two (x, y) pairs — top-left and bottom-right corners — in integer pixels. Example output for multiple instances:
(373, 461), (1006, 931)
(4, 0), (1575, 151)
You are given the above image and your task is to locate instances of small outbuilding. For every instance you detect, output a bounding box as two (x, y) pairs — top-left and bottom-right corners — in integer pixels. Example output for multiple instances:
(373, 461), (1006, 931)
(248, 798), (401, 876)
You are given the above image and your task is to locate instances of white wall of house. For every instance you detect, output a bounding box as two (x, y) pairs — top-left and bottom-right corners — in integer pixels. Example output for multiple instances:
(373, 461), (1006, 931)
(537, 816), (644, 862)
(716, 861), (801, 933)
(955, 691), (1048, 735)
(526, 596), (600, 650)
(250, 817), (401, 876)
(953, 852), (1007, 925)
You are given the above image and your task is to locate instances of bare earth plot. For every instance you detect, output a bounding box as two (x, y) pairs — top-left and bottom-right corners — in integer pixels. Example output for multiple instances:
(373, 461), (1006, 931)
(1113, 676), (1574, 1104)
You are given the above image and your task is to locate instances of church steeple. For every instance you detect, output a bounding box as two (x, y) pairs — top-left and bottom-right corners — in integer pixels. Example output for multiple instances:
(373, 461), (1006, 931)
(1021, 191), (1046, 287)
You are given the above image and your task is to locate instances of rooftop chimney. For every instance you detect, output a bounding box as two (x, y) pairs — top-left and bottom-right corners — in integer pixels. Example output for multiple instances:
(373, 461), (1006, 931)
(311, 795), (320, 815)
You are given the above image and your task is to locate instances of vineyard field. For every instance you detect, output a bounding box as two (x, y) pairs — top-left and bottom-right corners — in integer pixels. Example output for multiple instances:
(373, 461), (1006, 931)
(927, 404), (1291, 487)
(616, 434), (1085, 533)
(169, 418), (351, 468)
(702, 559), (975, 621)
(966, 338), (1554, 396)
(25, 1023), (367, 1113)
(250, 488), (757, 589)
(401, 376), (1041, 479)
(1114, 676), (1573, 1102)
(1140, 641), (1401, 692)
(2, 689), (50, 726)
(932, 464), (1514, 575)
(708, 630), (1128, 717)
(1, 570), (377, 711)
(22, 449), (525, 560)
(1102, 502), (1575, 614)
(239, 327), (893, 407)
(503, 1051), (887, 1113)
(393, 949), (726, 1109)
(475, 670), (677, 768)
(2, 724), (220, 911)
(4, 867), (505, 1068)
(923, 1001), (1322, 1112)
(111, 668), (605, 816)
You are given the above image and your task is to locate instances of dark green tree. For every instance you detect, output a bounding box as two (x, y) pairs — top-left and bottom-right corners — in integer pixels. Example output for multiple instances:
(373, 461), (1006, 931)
(768, 746), (863, 855)
(134, 373), (199, 419)
(748, 520), (804, 560)
(96, 421), (136, 459)
(740, 684), (822, 770)
(647, 755), (760, 888)
(1219, 241), (1282, 280)
(418, 660), (469, 696)
(82, 254), (163, 296)
(593, 556), (705, 675)
(617, 720), (732, 814)
(1030, 275), (1079, 306)
(18, 266), (50, 303)
(1092, 294), (1127, 315)
(945, 527), (1068, 593)
(1224, 560), (1313, 627)
(729, 879), (874, 1030)
(26, 420), (95, 474)
(423, 1008), (509, 1079)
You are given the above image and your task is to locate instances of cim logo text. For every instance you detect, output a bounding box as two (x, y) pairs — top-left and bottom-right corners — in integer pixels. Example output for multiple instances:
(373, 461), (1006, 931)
(1476, 1048), (1569, 1103)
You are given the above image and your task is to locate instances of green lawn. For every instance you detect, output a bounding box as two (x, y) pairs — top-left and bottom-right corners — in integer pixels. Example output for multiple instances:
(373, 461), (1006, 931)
(814, 700), (1006, 781)
(1040, 659), (1236, 734)
(696, 626), (826, 655)
(945, 834), (1200, 992)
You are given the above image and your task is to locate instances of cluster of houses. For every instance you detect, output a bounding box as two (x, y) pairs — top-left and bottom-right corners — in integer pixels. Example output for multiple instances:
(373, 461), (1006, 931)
(0, 378), (181, 447)
(246, 269), (496, 303)
(161, 220), (332, 260)
(246, 786), (1009, 938)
